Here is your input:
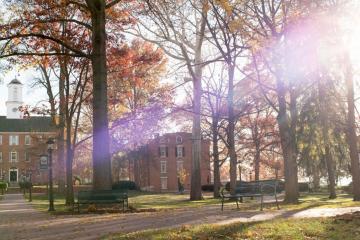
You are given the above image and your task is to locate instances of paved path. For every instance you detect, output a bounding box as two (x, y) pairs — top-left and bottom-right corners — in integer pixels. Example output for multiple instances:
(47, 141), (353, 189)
(0, 194), (360, 240)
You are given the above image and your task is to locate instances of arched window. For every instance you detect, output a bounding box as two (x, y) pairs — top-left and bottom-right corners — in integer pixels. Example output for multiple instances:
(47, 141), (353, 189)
(176, 136), (182, 144)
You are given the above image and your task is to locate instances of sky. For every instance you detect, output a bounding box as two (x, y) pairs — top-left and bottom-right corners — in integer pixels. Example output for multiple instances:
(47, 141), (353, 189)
(0, 68), (47, 116)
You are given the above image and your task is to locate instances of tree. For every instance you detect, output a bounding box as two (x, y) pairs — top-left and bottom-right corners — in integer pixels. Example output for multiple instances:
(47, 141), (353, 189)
(136, 0), (208, 200)
(0, 0), (136, 190)
(343, 52), (360, 201)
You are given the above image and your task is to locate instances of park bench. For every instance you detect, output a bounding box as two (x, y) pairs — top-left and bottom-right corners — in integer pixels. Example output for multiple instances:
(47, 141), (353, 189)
(220, 181), (280, 211)
(74, 189), (128, 213)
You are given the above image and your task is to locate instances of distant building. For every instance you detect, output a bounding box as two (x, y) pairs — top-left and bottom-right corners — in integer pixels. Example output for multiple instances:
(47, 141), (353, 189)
(125, 132), (211, 192)
(0, 79), (57, 185)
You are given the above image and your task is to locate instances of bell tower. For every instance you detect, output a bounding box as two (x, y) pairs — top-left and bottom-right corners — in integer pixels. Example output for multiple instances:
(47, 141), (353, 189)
(6, 78), (23, 119)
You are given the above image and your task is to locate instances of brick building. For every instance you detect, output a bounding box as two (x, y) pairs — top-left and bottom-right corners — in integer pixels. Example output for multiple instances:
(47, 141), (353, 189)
(127, 132), (211, 192)
(0, 79), (57, 185)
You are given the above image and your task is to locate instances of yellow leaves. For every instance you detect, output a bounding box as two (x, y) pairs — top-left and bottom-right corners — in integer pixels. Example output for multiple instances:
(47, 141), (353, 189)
(214, 0), (233, 15)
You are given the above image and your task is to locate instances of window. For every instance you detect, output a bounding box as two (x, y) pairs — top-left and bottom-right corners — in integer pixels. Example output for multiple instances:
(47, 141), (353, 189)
(10, 152), (17, 162)
(177, 161), (184, 172)
(0, 152), (2, 163)
(9, 135), (19, 145)
(13, 87), (18, 100)
(0, 135), (2, 145)
(25, 135), (31, 145)
(160, 177), (168, 190)
(159, 146), (168, 157)
(160, 161), (167, 173)
(25, 152), (30, 162)
(176, 136), (182, 144)
(176, 146), (185, 158)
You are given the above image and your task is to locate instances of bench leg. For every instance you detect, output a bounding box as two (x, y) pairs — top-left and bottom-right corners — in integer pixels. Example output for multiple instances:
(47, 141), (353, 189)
(240, 197), (243, 203)
(275, 193), (280, 210)
(236, 198), (239, 209)
(221, 198), (224, 211)
(260, 195), (263, 211)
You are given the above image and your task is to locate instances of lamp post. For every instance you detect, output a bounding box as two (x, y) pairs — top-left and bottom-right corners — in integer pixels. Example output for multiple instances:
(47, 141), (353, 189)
(28, 169), (32, 202)
(46, 138), (55, 212)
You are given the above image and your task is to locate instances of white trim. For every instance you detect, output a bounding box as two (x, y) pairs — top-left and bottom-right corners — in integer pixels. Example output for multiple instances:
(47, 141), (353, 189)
(160, 177), (168, 190)
(25, 135), (31, 145)
(160, 161), (167, 173)
(10, 151), (18, 162)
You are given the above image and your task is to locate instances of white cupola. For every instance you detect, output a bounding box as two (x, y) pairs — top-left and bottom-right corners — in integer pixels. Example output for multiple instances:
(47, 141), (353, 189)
(6, 78), (23, 119)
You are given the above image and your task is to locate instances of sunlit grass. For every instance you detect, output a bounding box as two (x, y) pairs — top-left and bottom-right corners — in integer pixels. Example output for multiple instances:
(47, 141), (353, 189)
(104, 217), (360, 240)
(128, 191), (219, 209)
(25, 191), (360, 215)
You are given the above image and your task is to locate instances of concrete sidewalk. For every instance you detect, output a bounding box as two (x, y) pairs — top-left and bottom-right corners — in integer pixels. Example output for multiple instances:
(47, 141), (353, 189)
(0, 193), (359, 240)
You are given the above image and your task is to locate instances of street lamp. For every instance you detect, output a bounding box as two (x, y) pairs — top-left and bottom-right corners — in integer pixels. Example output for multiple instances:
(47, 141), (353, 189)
(46, 138), (55, 212)
(28, 169), (32, 202)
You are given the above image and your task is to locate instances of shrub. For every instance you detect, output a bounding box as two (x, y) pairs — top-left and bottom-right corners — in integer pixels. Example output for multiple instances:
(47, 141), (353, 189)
(298, 182), (309, 192)
(201, 184), (214, 192)
(112, 181), (137, 190)
(19, 181), (32, 189)
(225, 179), (284, 193)
(341, 182), (352, 194)
(0, 181), (7, 190)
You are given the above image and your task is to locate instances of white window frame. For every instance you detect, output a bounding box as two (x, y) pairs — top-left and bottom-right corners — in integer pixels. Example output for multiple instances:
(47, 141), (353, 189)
(176, 136), (182, 144)
(10, 151), (17, 162)
(25, 152), (30, 162)
(160, 161), (167, 174)
(160, 177), (168, 190)
(25, 135), (31, 145)
(0, 135), (2, 145)
(0, 152), (2, 163)
(177, 160), (184, 172)
(176, 145), (183, 158)
(159, 146), (167, 158)
(9, 135), (19, 145)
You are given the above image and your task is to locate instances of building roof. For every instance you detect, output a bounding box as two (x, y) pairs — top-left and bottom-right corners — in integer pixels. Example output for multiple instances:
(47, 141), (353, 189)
(9, 78), (23, 85)
(0, 116), (56, 133)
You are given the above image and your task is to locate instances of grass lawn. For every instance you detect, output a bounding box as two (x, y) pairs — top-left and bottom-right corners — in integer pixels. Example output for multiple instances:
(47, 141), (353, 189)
(105, 217), (360, 240)
(25, 191), (360, 215)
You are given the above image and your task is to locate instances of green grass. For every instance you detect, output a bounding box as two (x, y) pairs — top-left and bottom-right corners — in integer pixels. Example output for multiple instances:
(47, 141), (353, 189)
(128, 191), (219, 209)
(104, 217), (360, 240)
(24, 193), (70, 214)
(25, 191), (360, 215)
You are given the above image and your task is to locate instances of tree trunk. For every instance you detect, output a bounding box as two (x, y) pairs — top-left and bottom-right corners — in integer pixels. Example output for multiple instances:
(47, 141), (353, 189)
(228, 64), (237, 195)
(57, 57), (66, 195)
(344, 53), (360, 201)
(65, 126), (74, 205)
(190, 74), (202, 200)
(312, 163), (320, 192)
(189, 10), (206, 200)
(254, 139), (260, 181)
(88, 0), (112, 190)
(276, 71), (299, 203)
(318, 77), (336, 199)
(212, 118), (221, 198)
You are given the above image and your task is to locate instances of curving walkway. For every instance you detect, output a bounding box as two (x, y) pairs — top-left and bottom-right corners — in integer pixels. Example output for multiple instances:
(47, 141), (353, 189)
(0, 194), (359, 240)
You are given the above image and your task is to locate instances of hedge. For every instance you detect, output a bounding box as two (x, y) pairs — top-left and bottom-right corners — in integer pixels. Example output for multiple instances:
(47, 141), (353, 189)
(0, 182), (7, 190)
(201, 184), (214, 192)
(19, 181), (32, 190)
(112, 181), (137, 190)
(225, 179), (285, 193)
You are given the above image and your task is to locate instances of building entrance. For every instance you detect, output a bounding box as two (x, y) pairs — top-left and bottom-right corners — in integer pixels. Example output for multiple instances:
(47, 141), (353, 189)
(9, 169), (18, 182)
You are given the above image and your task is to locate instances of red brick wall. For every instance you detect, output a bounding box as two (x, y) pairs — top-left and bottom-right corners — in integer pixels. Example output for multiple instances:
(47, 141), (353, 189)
(134, 132), (211, 192)
(0, 132), (57, 184)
